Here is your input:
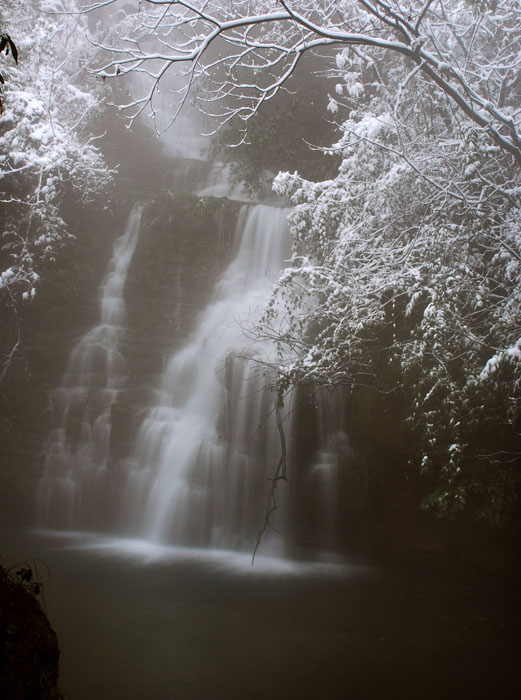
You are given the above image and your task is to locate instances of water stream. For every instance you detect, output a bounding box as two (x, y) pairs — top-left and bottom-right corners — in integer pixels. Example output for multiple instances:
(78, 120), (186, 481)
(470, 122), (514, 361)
(38, 205), (143, 531)
(38, 200), (346, 561)
(119, 204), (291, 554)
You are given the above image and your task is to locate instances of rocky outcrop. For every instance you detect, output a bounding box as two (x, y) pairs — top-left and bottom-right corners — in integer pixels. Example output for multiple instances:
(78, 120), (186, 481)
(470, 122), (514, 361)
(0, 564), (61, 700)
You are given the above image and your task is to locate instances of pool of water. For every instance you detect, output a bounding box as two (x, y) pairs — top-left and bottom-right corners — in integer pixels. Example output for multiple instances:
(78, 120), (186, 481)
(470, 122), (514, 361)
(1, 529), (520, 700)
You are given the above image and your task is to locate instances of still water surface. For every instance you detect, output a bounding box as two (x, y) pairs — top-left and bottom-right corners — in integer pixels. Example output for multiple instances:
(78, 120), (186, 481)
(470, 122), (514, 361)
(2, 529), (520, 700)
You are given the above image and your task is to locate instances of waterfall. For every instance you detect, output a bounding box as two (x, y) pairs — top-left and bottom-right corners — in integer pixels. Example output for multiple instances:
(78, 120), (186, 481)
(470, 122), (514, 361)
(38, 205), (143, 531)
(119, 204), (292, 555)
(38, 201), (349, 561)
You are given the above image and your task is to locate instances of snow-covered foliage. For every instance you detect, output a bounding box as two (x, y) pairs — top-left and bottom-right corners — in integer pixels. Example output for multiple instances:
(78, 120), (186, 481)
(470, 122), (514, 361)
(261, 2), (521, 523)
(82, 1), (521, 164)
(0, 0), (111, 304)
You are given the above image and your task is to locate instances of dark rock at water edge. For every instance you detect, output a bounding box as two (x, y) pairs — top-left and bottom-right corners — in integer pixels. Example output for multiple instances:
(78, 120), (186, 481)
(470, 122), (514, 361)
(0, 564), (62, 700)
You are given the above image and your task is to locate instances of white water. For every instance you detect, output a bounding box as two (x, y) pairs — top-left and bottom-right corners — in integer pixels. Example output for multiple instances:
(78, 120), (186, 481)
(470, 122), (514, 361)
(38, 205), (143, 530)
(119, 205), (292, 555)
(39, 201), (347, 561)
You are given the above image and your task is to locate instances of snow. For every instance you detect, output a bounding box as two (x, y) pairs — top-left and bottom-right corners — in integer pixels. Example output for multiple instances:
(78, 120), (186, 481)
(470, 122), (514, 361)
(0, 0), (111, 301)
(327, 96), (339, 114)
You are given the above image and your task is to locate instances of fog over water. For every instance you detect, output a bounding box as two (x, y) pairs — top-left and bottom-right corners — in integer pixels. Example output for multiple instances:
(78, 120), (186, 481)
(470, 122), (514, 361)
(3, 526), (519, 700)
(1, 12), (520, 696)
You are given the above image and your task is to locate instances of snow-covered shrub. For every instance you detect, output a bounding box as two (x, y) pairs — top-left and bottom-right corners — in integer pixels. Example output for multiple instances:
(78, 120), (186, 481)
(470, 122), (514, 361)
(0, 0), (111, 303)
(264, 10), (521, 523)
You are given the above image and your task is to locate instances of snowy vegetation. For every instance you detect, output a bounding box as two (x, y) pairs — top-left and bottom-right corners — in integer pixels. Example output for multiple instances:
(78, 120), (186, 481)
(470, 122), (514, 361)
(84, 1), (521, 162)
(0, 1), (111, 300)
(261, 2), (521, 523)
(269, 119), (520, 522)
(0, 0), (112, 378)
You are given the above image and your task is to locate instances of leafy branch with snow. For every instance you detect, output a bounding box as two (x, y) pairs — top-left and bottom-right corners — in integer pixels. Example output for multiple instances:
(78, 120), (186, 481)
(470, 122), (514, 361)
(266, 37), (520, 523)
(0, 0), (112, 380)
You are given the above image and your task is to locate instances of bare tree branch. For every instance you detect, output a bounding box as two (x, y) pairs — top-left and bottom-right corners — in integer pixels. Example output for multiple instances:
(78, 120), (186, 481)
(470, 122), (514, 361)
(81, 1), (521, 164)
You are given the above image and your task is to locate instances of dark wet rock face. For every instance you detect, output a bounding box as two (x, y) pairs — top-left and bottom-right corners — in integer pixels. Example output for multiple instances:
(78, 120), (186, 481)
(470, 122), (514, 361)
(0, 565), (62, 700)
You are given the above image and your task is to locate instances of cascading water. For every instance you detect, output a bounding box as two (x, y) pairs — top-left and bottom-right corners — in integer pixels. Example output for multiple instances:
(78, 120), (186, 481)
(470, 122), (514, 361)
(38, 205), (143, 531)
(119, 205), (292, 555)
(39, 200), (348, 561)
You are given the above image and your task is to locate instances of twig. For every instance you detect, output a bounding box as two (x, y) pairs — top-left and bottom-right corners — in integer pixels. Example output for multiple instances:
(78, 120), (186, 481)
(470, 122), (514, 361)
(251, 390), (287, 564)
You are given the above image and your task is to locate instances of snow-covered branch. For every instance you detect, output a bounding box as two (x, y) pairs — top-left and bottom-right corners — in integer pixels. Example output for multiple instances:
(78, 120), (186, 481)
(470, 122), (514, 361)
(82, 1), (521, 165)
(264, 88), (521, 522)
(1, 0), (112, 380)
